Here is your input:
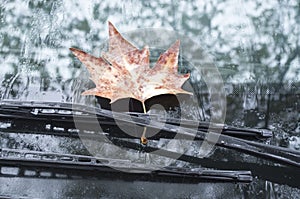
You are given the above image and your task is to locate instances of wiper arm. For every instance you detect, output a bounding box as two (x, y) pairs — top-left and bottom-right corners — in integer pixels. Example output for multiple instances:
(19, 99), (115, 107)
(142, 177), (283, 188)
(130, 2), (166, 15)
(0, 100), (299, 168)
(129, 112), (272, 139)
(115, 111), (300, 168)
(108, 138), (300, 188)
(0, 148), (252, 183)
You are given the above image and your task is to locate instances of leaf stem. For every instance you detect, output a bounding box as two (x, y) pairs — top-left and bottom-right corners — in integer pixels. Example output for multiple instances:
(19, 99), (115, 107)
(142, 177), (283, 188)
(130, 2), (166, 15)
(141, 100), (146, 113)
(140, 101), (148, 145)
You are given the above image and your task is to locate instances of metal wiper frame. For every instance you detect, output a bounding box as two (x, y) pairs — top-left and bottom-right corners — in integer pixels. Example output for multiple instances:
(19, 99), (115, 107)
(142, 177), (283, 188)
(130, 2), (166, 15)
(0, 100), (272, 139)
(0, 100), (300, 186)
(0, 148), (252, 183)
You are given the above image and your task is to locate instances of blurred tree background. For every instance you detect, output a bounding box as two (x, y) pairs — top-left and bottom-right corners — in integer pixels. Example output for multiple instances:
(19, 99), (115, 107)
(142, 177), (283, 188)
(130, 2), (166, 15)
(0, 0), (299, 112)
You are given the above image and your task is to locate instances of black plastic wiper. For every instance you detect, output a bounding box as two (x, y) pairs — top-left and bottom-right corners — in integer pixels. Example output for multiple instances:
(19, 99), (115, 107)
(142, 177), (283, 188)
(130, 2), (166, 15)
(0, 148), (252, 183)
(0, 100), (272, 139)
(0, 100), (299, 168)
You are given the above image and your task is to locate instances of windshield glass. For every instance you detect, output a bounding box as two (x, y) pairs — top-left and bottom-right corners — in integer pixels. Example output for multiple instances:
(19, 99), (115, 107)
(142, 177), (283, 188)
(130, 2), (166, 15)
(0, 0), (299, 198)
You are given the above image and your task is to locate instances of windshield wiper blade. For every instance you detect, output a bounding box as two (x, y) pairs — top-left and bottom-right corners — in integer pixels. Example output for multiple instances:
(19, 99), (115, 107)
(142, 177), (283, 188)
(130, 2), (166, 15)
(0, 148), (252, 183)
(0, 100), (271, 139)
(0, 100), (299, 168)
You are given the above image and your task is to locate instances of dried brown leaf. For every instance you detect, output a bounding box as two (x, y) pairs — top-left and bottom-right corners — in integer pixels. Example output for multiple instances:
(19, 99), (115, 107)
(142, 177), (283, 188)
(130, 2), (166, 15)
(70, 22), (191, 104)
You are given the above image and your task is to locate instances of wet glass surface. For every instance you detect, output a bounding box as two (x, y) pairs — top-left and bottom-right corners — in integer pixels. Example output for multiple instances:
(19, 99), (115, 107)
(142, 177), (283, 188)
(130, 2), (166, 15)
(0, 0), (299, 198)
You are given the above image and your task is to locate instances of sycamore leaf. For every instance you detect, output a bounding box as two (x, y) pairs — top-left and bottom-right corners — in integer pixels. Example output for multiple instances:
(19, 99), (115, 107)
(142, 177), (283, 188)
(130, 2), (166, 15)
(70, 21), (191, 104)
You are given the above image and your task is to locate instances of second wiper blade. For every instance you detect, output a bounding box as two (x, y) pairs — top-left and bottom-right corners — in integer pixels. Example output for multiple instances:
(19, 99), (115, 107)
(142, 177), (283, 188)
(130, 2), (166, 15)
(0, 148), (252, 183)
